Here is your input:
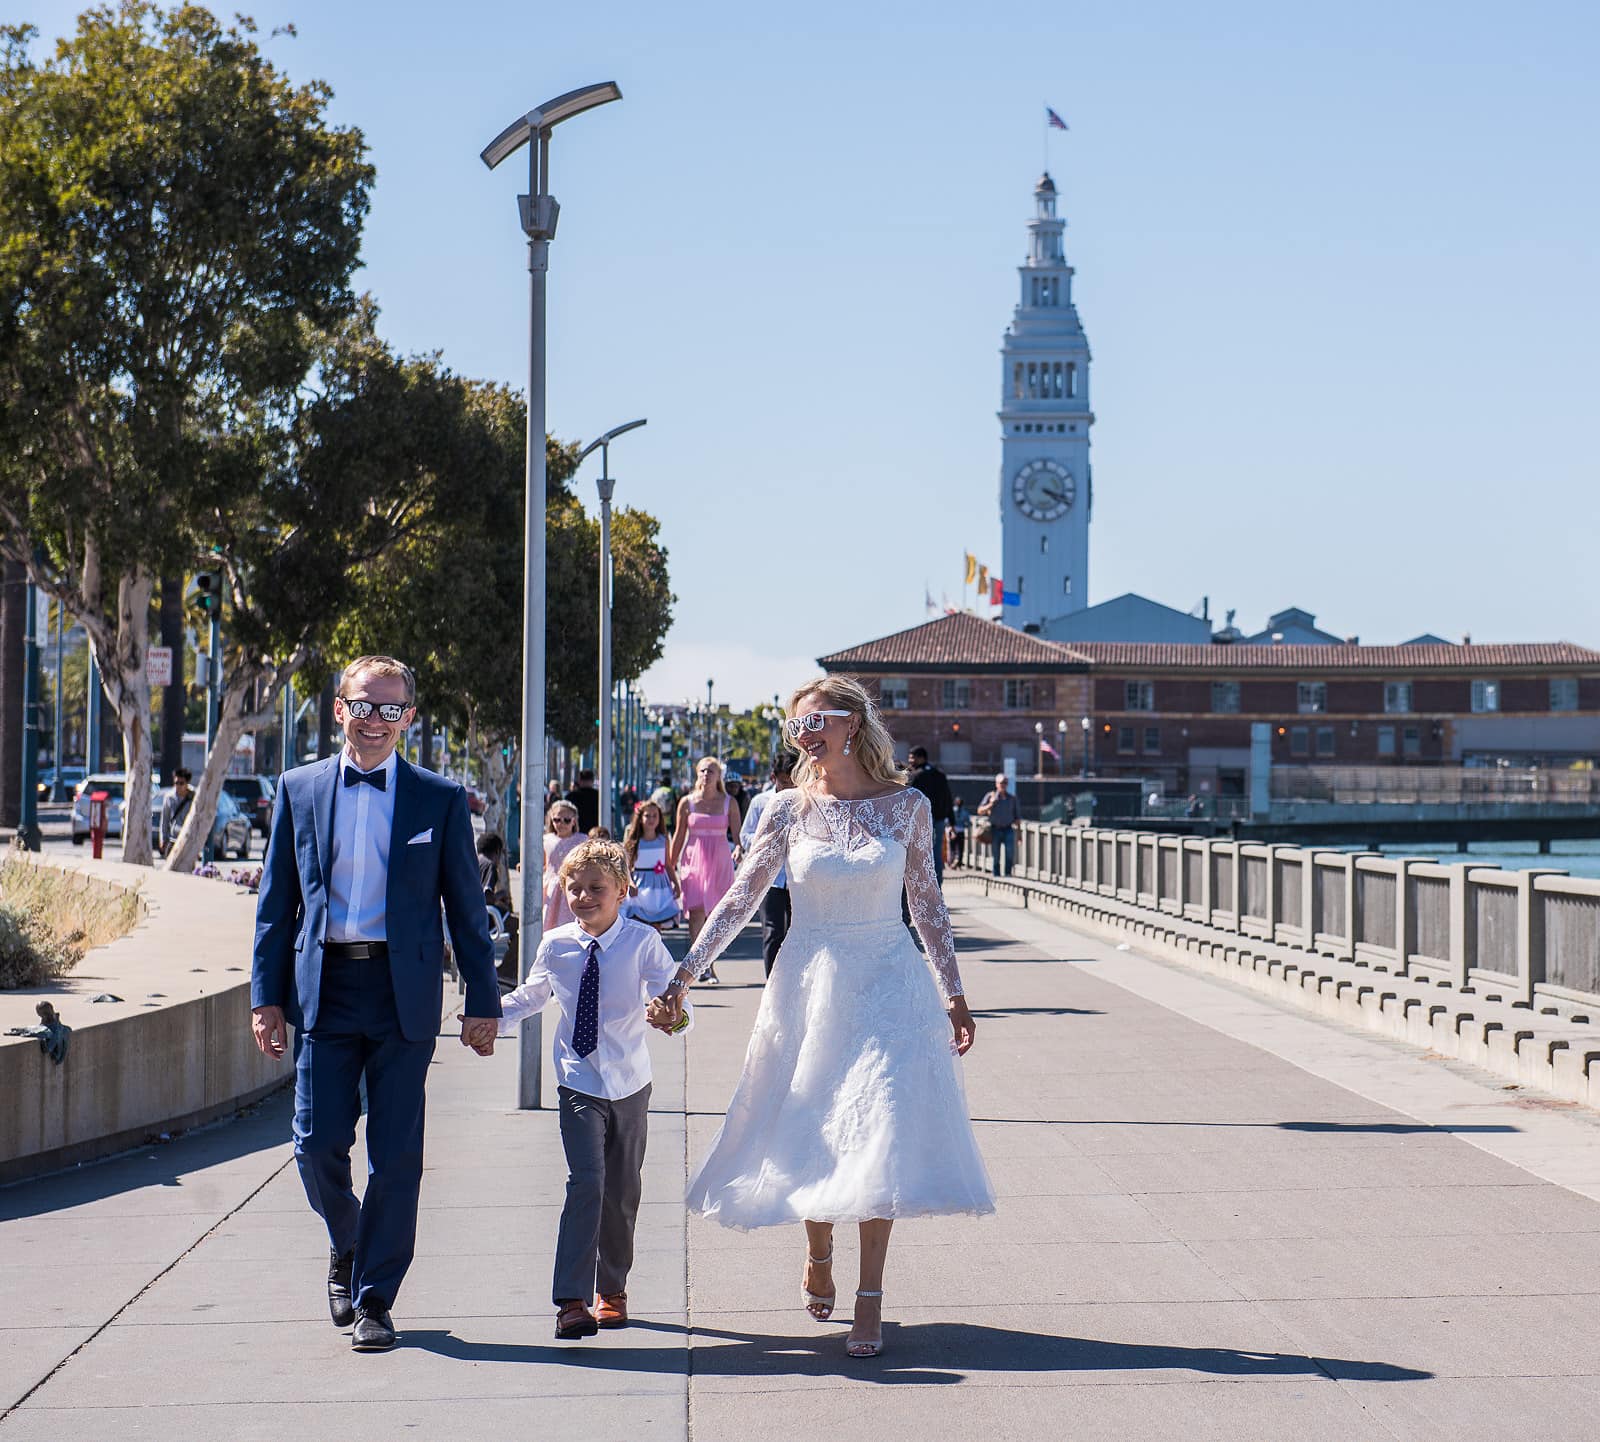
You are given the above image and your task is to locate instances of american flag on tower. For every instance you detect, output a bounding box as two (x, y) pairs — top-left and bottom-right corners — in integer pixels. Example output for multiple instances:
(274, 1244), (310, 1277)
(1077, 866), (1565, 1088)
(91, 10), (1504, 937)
(1046, 107), (1068, 131)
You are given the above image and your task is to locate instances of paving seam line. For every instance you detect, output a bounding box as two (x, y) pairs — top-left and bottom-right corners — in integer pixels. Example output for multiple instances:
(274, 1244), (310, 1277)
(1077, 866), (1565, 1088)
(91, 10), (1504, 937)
(0, 1150), (296, 1422)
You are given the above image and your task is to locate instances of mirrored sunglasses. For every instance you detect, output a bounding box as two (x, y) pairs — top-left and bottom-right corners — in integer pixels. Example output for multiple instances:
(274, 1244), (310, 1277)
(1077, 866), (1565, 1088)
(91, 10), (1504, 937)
(340, 697), (408, 723)
(783, 709), (851, 740)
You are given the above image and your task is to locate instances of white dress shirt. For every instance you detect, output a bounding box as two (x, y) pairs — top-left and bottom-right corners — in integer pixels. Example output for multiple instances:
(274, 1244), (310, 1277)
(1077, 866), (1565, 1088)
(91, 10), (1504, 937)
(740, 786), (787, 888)
(327, 747), (398, 943)
(498, 913), (680, 1100)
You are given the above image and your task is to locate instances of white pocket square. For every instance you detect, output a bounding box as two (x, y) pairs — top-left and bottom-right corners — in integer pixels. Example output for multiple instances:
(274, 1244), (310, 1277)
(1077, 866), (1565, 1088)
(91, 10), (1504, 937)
(407, 829), (433, 846)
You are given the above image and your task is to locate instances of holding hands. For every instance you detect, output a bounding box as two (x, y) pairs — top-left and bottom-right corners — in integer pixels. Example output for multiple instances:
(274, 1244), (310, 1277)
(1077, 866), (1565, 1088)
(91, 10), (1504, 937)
(457, 1015), (500, 1056)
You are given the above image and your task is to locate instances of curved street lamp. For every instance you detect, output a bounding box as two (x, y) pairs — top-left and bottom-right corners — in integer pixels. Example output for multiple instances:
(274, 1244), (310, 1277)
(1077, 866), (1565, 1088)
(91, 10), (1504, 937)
(481, 79), (622, 1111)
(577, 418), (647, 833)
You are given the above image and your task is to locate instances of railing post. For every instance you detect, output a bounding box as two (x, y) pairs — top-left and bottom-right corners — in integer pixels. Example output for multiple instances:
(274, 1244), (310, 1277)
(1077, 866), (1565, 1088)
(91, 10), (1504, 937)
(1199, 837), (1214, 922)
(1339, 853), (1360, 961)
(1302, 849), (1320, 953)
(1228, 841), (1243, 933)
(1394, 856), (1416, 975)
(1447, 862), (1473, 990)
(1515, 868), (1562, 1007)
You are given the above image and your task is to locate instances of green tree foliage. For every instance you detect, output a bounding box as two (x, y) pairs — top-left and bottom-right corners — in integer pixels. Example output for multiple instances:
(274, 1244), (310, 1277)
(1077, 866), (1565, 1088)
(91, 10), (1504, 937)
(0, 4), (371, 863)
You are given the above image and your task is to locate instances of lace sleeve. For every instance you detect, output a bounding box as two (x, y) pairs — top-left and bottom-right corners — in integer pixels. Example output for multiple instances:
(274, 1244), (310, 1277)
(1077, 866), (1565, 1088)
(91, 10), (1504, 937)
(905, 793), (964, 1002)
(682, 793), (791, 980)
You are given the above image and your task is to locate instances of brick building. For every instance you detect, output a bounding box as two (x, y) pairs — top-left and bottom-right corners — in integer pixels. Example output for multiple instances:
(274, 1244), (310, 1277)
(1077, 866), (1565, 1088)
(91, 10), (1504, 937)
(819, 613), (1600, 796)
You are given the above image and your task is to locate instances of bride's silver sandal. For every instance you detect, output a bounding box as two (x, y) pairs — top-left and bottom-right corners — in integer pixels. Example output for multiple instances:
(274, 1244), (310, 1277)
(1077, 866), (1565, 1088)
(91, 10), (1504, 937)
(803, 1248), (836, 1321)
(847, 1290), (884, 1359)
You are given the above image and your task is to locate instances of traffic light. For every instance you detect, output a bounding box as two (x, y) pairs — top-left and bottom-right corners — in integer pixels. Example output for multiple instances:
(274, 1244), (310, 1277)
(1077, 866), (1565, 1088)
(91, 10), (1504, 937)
(194, 569), (223, 614)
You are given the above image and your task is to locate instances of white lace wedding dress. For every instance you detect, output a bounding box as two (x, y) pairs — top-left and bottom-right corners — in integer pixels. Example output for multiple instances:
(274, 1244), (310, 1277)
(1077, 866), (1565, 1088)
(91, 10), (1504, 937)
(681, 785), (995, 1229)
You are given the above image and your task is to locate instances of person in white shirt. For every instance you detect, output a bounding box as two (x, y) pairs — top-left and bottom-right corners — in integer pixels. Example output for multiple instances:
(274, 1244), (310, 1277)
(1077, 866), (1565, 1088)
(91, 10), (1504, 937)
(492, 838), (679, 1340)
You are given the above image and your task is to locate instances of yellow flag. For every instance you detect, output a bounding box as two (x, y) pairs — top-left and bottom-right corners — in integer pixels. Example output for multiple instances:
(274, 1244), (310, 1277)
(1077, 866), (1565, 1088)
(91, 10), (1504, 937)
(963, 552), (977, 586)
(976, 563), (989, 594)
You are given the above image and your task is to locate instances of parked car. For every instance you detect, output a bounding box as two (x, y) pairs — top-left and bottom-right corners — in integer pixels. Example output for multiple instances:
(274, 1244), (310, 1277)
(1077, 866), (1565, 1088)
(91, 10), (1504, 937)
(71, 774), (136, 844)
(37, 764), (86, 802)
(223, 774), (277, 837)
(465, 785), (487, 817)
(206, 788), (255, 859)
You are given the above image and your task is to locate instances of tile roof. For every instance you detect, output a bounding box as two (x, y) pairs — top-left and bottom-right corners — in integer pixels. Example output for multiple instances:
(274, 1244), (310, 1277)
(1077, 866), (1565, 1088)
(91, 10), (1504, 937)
(818, 615), (1600, 674)
(818, 612), (1085, 670)
(1065, 642), (1600, 671)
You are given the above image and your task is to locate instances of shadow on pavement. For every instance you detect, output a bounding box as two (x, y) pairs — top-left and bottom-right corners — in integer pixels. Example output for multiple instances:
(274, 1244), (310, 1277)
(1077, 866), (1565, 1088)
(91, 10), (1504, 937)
(1280, 1121), (1521, 1135)
(970, 1005), (1103, 1018)
(403, 1318), (1433, 1386)
(0, 1085), (293, 1221)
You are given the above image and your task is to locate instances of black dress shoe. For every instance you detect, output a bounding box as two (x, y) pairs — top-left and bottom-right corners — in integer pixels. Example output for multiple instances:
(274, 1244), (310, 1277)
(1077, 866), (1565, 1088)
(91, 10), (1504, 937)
(327, 1249), (355, 1328)
(351, 1300), (396, 1352)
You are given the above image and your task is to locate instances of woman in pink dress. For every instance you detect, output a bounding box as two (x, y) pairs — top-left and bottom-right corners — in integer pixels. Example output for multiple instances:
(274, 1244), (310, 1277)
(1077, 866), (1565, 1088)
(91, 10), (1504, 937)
(542, 799), (583, 929)
(670, 757), (740, 981)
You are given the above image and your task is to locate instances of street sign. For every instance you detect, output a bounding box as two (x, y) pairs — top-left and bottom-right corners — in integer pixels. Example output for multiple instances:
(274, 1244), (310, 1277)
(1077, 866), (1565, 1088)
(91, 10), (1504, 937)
(146, 646), (173, 686)
(34, 590), (49, 640)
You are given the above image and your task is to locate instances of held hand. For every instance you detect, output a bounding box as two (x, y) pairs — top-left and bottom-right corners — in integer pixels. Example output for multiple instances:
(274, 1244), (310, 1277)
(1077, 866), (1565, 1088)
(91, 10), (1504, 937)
(647, 993), (683, 1033)
(947, 996), (977, 1056)
(458, 1015), (498, 1056)
(252, 1005), (288, 1059)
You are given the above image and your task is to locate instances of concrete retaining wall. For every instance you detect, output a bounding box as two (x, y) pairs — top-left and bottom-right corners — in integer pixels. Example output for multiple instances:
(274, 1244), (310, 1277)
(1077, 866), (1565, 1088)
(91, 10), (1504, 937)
(0, 856), (289, 1184)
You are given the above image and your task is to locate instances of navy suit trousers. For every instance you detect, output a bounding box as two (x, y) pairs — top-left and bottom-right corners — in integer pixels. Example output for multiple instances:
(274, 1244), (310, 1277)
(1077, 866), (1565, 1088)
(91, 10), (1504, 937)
(292, 953), (435, 1311)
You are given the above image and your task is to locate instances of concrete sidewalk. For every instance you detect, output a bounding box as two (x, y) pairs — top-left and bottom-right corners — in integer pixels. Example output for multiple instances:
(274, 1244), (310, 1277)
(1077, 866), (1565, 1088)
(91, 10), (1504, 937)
(7, 895), (1600, 1440)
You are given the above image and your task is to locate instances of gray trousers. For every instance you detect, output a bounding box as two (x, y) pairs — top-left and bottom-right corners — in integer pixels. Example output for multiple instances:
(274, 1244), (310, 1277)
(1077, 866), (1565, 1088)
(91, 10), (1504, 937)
(553, 1083), (651, 1304)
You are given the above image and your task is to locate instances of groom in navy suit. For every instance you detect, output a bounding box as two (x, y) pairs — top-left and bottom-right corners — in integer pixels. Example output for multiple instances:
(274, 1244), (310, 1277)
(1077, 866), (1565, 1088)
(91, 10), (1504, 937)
(251, 655), (501, 1351)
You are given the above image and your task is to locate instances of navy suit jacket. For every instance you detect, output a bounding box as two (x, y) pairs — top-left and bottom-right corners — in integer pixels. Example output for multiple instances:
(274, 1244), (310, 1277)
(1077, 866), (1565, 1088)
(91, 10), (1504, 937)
(251, 754), (501, 1042)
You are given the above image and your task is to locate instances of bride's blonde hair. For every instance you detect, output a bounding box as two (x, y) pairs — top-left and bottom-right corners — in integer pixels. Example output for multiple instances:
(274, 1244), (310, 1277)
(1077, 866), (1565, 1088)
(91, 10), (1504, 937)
(787, 674), (906, 792)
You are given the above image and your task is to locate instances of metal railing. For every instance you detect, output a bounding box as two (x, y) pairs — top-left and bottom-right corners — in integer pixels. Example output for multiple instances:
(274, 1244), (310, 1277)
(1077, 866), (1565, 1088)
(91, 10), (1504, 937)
(1271, 766), (1600, 806)
(962, 822), (1600, 1011)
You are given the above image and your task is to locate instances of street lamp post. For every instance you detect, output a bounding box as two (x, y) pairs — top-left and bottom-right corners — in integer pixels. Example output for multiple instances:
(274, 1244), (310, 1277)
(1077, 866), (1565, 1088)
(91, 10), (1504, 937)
(1057, 719), (1068, 778)
(1033, 720), (1044, 820)
(17, 576), (42, 851)
(577, 418), (646, 835)
(1080, 715), (1092, 777)
(50, 601), (66, 801)
(481, 80), (622, 1111)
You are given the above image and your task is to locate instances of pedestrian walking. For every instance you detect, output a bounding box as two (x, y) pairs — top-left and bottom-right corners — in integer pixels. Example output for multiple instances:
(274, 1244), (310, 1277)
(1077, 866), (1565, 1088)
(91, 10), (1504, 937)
(905, 747), (954, 886)
(544, 800), (584, 929)
(647, 675), (991, 1361)
(250, 654), (500, 1353)
(976, 773), (1018, 877)
(566, 770), (600, 834)
(158, 767), (196, 860)
(949, 798), (970, 868)
(739, 753), (796, 976)
(494, 840), (680, 1339)
(649, 772), (677, 835)
(669, 757), (738, 982)
(621, 800), (680, 931)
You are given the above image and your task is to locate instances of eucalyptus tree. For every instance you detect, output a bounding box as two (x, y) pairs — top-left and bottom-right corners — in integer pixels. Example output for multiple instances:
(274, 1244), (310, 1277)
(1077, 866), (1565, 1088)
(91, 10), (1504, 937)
(0, 5), (371, 862)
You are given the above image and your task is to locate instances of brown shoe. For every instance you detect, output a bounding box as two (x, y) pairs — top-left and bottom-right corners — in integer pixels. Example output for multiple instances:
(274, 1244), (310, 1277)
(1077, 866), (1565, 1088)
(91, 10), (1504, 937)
(555, 1300), (598, 1339)
(595, 1292), (629, 1329)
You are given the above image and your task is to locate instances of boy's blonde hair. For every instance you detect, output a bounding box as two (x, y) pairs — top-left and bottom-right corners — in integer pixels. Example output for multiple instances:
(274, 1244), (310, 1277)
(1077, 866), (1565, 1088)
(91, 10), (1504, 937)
(558, 838), (631, 893)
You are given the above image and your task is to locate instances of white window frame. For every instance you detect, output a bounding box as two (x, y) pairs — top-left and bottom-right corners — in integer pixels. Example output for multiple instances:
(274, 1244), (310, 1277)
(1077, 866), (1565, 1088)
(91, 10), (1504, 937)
(1297, 682), (1327, 714)
(1550, 678), (1579, 713)
(880, 677), (909, 711)
(1471, 679), (1500, 713)
(1004, 678), (1033, 710)
(1125, 680), (1155, 712)
(942, 679), (971, 710)
(1383, 682), (1413, 714)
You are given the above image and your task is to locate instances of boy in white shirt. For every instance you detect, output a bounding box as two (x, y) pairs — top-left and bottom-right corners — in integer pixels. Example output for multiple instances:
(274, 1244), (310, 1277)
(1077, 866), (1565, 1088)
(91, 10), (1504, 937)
(490, 838), (680, 1340)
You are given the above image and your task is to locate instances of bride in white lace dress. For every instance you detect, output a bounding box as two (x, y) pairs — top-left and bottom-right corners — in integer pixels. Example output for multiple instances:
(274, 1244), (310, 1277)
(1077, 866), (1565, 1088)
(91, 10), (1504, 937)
(648, 676), (994, 1359)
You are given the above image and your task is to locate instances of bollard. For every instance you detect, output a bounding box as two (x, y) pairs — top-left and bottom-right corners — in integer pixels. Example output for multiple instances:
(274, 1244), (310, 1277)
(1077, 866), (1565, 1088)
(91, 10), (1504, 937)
(88, 790), (109, 860)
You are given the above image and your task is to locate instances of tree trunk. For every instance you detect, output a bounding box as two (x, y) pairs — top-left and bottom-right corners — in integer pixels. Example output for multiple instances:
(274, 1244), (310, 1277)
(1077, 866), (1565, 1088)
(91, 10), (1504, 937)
(159, 575), (185, 784)
(167, 650), (302, 874)
(102, 570), (156, 866)
(475, 719), (516, 845)
(0, 560), (24, 829)
(317, 676), (335, 759)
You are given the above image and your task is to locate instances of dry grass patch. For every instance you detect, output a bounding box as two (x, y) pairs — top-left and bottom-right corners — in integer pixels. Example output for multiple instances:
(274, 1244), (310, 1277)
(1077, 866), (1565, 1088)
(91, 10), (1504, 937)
(0, 857), (143, 988)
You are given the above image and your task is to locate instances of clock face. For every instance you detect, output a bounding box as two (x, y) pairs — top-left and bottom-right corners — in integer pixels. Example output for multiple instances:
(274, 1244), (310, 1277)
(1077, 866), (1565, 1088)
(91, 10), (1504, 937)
(1012, 459), (1075, 521)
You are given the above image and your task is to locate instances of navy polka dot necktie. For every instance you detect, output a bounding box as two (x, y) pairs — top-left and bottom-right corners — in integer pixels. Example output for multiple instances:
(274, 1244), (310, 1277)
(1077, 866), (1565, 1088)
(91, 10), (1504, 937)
(572, 940), (600, 1059)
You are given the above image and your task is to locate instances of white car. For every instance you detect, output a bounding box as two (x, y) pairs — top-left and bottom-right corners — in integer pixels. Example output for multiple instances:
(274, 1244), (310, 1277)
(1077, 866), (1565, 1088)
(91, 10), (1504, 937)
(71, 773), (157, 845)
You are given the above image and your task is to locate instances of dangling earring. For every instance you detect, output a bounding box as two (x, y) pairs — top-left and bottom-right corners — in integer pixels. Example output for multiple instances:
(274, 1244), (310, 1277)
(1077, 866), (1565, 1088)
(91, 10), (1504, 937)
(843, 733), (853, 756)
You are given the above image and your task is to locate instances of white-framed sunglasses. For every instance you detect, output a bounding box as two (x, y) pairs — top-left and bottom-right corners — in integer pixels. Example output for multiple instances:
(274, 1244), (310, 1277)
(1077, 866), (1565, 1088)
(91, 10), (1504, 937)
(784, 709), (852, 740)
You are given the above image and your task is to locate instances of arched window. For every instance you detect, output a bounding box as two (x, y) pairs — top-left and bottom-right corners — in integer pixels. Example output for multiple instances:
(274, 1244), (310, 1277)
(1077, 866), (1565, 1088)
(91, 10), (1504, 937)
(1013, 363), (1023, 399)
(1052, 362), (1064, 398)
(1026, 362), (1038, 398)
(1066, 362), (1077, 398)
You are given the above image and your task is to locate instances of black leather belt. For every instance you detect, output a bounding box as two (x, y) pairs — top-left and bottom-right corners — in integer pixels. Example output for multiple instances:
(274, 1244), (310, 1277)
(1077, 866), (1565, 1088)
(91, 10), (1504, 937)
(323, 940), (389, 961)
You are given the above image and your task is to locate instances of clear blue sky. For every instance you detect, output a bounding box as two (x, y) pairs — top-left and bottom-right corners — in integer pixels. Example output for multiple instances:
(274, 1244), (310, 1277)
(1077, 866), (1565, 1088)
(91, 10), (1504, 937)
(25, 0), (1600, 708)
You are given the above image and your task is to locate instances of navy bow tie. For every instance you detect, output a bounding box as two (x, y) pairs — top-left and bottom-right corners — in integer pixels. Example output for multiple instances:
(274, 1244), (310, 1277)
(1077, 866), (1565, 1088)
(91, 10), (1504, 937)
(344, 765), (387, 792)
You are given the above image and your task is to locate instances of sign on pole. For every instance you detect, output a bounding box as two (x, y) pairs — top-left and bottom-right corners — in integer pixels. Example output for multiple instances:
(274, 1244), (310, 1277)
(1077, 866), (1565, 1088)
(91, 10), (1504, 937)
(146, 646), (173, 687)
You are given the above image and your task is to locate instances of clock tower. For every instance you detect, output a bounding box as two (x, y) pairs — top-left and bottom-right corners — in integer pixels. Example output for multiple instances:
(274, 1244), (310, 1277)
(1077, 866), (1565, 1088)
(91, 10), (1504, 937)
(998, 172), (1093, 634)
